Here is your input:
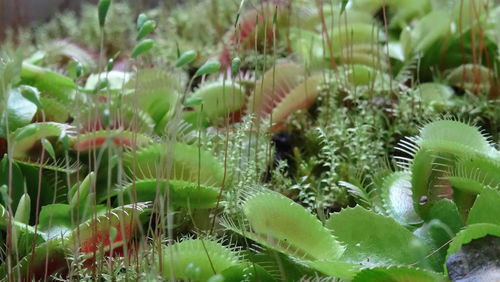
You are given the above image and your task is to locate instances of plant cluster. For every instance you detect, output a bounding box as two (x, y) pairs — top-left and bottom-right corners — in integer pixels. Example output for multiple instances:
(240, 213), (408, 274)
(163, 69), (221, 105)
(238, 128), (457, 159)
(0, 0), (499, 281)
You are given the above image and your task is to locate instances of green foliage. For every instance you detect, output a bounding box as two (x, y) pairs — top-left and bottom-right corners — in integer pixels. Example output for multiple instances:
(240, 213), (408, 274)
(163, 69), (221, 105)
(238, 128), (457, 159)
(352, 266), (447, 282)
(0, 0), (499, 280)
(0, 88), (39, 137)
(326, 206), (433, 269)
(160, 238), (241, 281)
(240, 190), (344, 260)
(114, 179), (219, 208)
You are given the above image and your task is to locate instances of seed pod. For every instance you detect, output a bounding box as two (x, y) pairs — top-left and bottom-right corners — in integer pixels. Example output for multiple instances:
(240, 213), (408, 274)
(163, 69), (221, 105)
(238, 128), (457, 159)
(175, 50), (197, 67)
(75, 62), (84, 77)
(136, 20), (156, 41)
(106, 58), (114, 72)
(136, 13), (148, 30)
(131, 39), (154, 59)
(231, 57), (241, 78)
(0, 185), (10, 206)
(67, 60), (85, 79)
(14, 193), (30, 224)
(102, 108), (110, 128)
(194, 61), (221, 77)
(98, 0), (112, 27)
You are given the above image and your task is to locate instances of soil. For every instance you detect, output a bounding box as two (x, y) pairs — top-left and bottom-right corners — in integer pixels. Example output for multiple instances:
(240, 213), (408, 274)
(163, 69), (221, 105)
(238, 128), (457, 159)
(446, 235), (500, 282)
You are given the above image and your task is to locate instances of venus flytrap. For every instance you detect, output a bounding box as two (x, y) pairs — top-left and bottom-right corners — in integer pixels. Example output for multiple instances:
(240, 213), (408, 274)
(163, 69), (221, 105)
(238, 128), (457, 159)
(122, 142), (226, 187)
(20, 62), (76, 103)
(222, 188), (344, 262)
(0, 1), (499, 280)
(159, 238), (241, 281)
(183, 80), (246, 128)
(395, 119), (500, 220)
(109, 179), (220, 209)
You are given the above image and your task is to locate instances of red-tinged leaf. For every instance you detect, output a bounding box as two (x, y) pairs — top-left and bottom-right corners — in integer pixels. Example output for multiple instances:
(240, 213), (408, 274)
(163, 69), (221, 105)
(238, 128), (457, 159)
(72, 130), (152, 152)
(68, 203), (149, 256)
(219, 3), (285, 67)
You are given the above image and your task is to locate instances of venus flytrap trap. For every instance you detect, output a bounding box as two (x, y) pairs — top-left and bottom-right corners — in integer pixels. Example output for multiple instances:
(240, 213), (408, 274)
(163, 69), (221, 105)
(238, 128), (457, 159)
(221, 188), (345, 266)
(395, 119), (500, 220)
(158, 238), (242, 281)
(122, 142), (226, 187)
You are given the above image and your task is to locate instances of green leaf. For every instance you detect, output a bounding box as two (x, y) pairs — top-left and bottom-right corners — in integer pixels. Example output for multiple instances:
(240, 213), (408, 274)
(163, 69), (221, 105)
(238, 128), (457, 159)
(38, 204), (73, 239)
(352, 266), (447, 282)
(326, 206), (431, 268)
(194, 61), (221, 77)
(183, 98), (203, 107)
(340, 0), (349, 14)
(14, 193), (30, 224)
(409, 120), (498, 220)
(109, 179), (219, 208)
(123, 142), (225, 187)
(467, 188), (500, 226)
(59, 133), (70, 151)
(0, 185), (10, 209)
(12, 122), (73, 159)
(1, 237), (66, 281)
(70, 172), (95, 210)
(302, 260), (360, 280)
(14, 124), (39, 141)
(413, 199), (464, 271)
(242, 191), (344, 260)
(0, 158), (25, 210)
(41, 138), (55, 159)
(21, 63), (75, 102)
(108, 179), (220, 209)
(98, 0), (112, 27)
(131, 39), (155, 59)
(428, 199), (464, 234)
(380, 172), (422, 226)
(161, 239), (241, 281)
(67, 203), (149, 254)
(219, 263), (276, 282)
(182, 81), (246, 126)
(136, 20), (156, 40)
(175, 50), (197, 67)
(416, 83), (454, 110)
(109, 226), (117, 242)
(0, 88), (38, 138)
(19, 85), (42, 109)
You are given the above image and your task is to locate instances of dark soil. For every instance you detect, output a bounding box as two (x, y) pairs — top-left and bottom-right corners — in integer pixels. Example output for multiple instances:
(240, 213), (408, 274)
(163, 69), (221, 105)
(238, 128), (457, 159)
(446, 235), (500, 282)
